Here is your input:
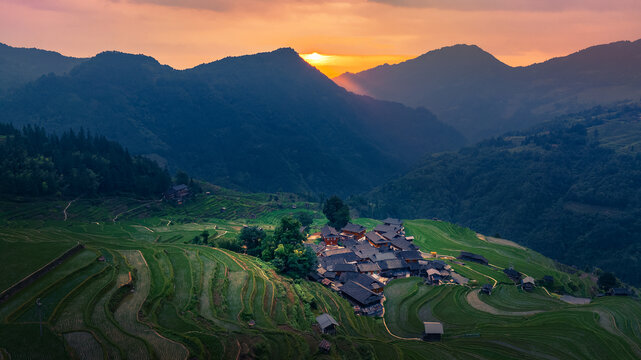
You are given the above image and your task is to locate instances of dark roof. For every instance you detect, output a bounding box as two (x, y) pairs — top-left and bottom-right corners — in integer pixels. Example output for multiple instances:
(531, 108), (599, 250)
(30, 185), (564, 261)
(383, 218), (403, 226)
(304, 243), (325, 254)
(321, 225), (340, 238)
(340, 238), (359, 248)
(171, 184), (188, 191)
(340, 281), (383, 306)
(371, 252), (398, 262)
(318, 339), (331, 351)
(323, 271), (337, 279)
(365, 231), (390, 245)
(398, 250), (423, 261)
(338, 273), (384, 291)
(389, 238), (417, 251)
(459, 252), (489, 264)
(342, 223), (366, 233)
(378, 259), (409, 271)
(609, 288), (632, 296)
(320, 253), (359, 269)
(428, 260), (447, 270)
(423, 322), (444, 335)
(357, 261), (381, 273)
(316, 313), (339, 330)
(308, 272), (323, 281)
(328, 263), (358, 273)
(503, 268), (522, 280)
(373, 224), (401, 235)
(351, 243), (381, 260)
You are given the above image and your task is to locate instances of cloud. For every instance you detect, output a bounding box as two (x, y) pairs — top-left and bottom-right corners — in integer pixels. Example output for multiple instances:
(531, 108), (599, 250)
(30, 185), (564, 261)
(115, 0), (352, 12)
(368, 0), (641, 12)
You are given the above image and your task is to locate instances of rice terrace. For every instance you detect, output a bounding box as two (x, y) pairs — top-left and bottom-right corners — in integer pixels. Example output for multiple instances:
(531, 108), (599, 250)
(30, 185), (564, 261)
(1, 189), (640, 360)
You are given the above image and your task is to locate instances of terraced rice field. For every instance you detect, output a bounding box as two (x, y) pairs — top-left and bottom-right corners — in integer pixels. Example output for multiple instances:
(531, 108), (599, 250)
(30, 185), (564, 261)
(1, 199), (641, 359)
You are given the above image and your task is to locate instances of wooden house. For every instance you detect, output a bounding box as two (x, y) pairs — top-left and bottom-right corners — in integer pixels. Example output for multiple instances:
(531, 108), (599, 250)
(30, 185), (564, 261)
(316, 313), (339, 334)
(365, 231), (390, 248)
(481, 284), (493, 295)
(341, 223), (366, 239)
(321, 225), (341, 246)
(521, 276), (536, 291)
(458, 252), (489, 265)
(423, 322), (444, 341)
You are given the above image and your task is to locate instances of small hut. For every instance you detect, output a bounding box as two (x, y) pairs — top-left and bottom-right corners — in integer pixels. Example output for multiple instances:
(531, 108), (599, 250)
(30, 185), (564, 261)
(318, 339), (331, 353)
(316, 313), (339, 334)
(481, 284), (493, 295)
(423, 322), (444, 341)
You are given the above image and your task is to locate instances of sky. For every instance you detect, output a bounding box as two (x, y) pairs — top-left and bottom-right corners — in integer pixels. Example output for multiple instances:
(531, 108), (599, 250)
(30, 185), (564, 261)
(1, 0), (641, 78)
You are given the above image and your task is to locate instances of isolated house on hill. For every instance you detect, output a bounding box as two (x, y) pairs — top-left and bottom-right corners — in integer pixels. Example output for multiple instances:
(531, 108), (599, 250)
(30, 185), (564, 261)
(321, 225), (341, 245)
(481, 284), (493, 295)
(504, 268), (522, 282)
(165, 184), (189, 202)
(316, 313), (339, 334)
(458, 252), (489, 265)
(521, 276), (536, 291)
(423, 322), (444, 341)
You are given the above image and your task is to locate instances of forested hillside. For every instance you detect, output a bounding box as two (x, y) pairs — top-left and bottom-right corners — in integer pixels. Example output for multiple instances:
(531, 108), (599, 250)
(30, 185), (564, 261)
(0, 123), (170, 198)
(0, 43), (85, 94)
(357, 104), (641, 285)
(0, 46), (465, 195)
(335, 39), (641, 141)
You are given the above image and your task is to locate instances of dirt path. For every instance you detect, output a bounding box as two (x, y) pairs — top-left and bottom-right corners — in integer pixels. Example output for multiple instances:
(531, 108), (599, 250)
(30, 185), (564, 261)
(465, 289), (543, 316)
(63, 199), (77, 221)
(380, 299), (422, 341)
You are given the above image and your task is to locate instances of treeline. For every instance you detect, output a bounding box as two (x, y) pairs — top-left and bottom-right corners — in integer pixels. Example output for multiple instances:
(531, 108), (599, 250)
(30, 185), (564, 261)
(0, 123), (170, 198)
(357, 104), (641, 285)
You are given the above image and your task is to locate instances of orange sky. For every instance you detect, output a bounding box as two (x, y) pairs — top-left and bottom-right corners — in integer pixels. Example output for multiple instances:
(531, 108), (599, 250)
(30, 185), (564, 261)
(2, 0), (641, 78)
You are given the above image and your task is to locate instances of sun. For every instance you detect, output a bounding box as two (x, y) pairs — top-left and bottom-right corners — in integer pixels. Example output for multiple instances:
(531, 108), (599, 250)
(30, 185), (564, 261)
(301, 52), (329, 65)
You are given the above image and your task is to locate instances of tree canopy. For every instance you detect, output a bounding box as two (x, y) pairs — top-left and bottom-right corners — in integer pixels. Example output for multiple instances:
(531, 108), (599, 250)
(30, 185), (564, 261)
(259, 217), (316, 278)
(323, 195), (350, 229)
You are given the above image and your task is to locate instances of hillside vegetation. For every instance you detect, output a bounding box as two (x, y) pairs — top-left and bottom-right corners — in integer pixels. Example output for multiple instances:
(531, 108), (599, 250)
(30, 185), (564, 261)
(357, 104), (641, 286)
(1, 195), (640, 359)
(0, 123), (170, 198)
(0, 45), (464, 195)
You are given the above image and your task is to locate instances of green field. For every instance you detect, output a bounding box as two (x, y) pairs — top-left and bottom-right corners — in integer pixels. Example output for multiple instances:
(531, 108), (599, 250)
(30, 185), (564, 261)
(0, 196), (640, 359)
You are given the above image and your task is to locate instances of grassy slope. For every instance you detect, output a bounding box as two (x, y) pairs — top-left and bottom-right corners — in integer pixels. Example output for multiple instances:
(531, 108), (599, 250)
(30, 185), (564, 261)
(0, 198), (640, 359)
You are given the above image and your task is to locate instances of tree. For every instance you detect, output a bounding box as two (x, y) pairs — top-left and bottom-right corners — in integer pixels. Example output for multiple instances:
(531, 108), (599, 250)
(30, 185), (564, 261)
(200, 230), (210, 245)
(175, 170), (189, 185)
(239, 226), (266, 255)
(260, 217), (316, 278)
(598, 272), (619, 291)
(323, 195), (350, 229)
(294, 212), (314, 228)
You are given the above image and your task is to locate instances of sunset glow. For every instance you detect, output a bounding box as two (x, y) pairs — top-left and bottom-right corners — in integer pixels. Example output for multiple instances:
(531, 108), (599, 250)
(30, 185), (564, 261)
(1, 0), (641, 77)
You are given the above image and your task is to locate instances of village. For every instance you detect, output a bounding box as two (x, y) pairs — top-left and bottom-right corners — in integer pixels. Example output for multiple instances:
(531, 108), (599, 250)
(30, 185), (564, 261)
(305, 219), (468, 318)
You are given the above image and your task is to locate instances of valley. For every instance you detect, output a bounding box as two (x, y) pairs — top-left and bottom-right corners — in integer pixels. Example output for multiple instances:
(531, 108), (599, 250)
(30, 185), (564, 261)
(1, 193), (639, 359)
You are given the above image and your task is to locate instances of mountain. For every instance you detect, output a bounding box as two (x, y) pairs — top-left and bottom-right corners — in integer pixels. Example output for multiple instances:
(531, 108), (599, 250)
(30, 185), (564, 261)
(0, 46), (465, 195)
(0, 43), (85, 94)
(335, 40), (641, 141)
(356, 103), (641, 285)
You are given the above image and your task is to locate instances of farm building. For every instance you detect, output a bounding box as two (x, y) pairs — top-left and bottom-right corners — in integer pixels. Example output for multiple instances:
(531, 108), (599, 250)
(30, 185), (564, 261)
(316, 313), (339, 334)
(608, 288), (633, 296)
(481, 284), (493, 295)
(458, 252), (489, 265)
(341, 223), (367, 239)
(318, 339), (331, 353)
(321, 225), (341, 246)
(521, 276), (536, 291)
(165, 184), (190, 202)
(504, 268), (522, 282)
(423, 322), (444, 341)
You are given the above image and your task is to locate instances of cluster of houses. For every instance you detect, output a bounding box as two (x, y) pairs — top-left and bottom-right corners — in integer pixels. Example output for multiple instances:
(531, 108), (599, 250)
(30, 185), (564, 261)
(306, 218), (464, 317)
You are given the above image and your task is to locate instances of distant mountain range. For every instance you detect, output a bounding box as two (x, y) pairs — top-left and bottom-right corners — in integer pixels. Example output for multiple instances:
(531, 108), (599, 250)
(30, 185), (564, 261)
(335, 39), (641, 141)
(356, 103), (641, 285)
(0, 44), (465, 195)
